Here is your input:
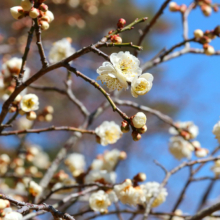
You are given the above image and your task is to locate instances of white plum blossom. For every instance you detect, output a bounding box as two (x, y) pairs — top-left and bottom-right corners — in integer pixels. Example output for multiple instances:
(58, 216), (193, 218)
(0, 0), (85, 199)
(3, 208), (23, 220)
(10, 6), (24, 20)
(95, 121), (122, 146)
(132, 112), (147, 129)
(85, 170), (116, 184)
(213, 120), (220, 143)
(97, 51), (142, 91)
(28, 181), (42, 197)
(169, 136), (194, 160)
(20, 94), (39, 112)
(211, 159), (220, 176)
(114, 179), (144, 206)
(89, 190), (111, 213)
(49, 38), (75, 63)
(65, 153), (86, 177)
(140, 182), (168, 208)
(169, 121), (199, 139)
(131, 73), (154, 98)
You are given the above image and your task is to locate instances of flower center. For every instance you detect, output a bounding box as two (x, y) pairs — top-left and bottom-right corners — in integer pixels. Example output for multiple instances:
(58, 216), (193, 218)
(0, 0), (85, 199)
(24, 99), (34, 108)
(105, 129), (118, 142)
(135, 79), (148, 91)
(119, 59), (133, 75)
(96, 199), (105, 207)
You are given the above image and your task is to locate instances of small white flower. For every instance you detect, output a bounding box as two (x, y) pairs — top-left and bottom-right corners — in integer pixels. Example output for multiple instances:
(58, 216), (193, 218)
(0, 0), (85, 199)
(20, 94), (39, 112)
(10, 6), (24, 20)
(140, 182), (168, 208)
(3, 210), (23, 220)
(21, 0), (33, 11)
(213, 120), (220, 143)
(89, 190), (111, 213)
(97, 51), (142, 91)
(114, 179), (144, 206)
(85, 170), (116, 184)
(132, 112), (147, 129)
(131, 73), (153, 98)
(49, 38), (75, 63)
(65, 153), (86, 177)
(211, 159), (220, 176)
(169, 136), (194, 160)
(95, 121), (122, 146)
(169, 121), (199, 139)
(28, 181), (42, 196)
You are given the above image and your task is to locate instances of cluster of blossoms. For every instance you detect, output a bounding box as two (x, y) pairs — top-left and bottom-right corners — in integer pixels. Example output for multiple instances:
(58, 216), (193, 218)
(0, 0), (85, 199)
(169, 121), (209, 160)
(10, 0), (54, 30)
(0, 203), (23, 220)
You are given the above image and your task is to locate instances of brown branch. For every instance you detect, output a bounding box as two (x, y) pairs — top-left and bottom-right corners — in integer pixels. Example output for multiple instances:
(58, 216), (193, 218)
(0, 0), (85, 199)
(29, 84), (66, 94)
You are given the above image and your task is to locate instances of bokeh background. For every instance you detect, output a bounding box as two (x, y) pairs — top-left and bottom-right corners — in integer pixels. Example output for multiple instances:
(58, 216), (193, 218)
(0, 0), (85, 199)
(0, 0), (220, 219)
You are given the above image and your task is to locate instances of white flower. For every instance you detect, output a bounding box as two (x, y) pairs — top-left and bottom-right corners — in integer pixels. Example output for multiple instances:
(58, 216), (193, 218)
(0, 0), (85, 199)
(49, 38), (75, 63)
(89, 190), (111, 213)
(20, 94), (39, 112)
(169, 136), (194, 160)
(85, 170), (116, 184)
(28, 181), (42, 196)
(102, 149), (121, 171)
(140, 182), (168, 208)
(10, 6), (24, 20)
(131, 73), (153, 98)
(16, 116), (33, 130)
(213, 120), (220, 143)
(169, 121), (199, 139)
(114, 179), (144, 206)
(132, 112), (147, 129)
(95, 121), (122, 146)
(3, 210), (23, 220)
(97, 51), (142, 91)
(65, 153), (86, 176)
(211, 159), (220, 176)
(21, 0), (33, 11)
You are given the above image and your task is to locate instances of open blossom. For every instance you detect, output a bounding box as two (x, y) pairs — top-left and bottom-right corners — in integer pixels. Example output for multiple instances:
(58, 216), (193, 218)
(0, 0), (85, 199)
(132, 112), (147, 129)
(140, 182), (168, 208)
(20, 94), (39, 112)
(28, 181), (42, 196)
(213, 120), (220, 143)
(211, 159), (220, 176)
(49, 38), (75, 63)
(89, 190), (111, 213)
(65, 153), (86, 177)
(131, 73), (154, 98)
(85, 170), (116, 184)
(95, 121), (122, 146)
(97, 51), (142, 91)
(169, 121), (199, 139)
(114, 179), (144, 206)
(3, 208), (23, 220)
(169, 136), (194, 160)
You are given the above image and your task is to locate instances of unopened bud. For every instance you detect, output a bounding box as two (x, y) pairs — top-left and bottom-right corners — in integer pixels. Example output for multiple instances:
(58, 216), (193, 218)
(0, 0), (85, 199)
(45, 10), (54, 23)
(29, 8), (40, 18)
(27, 166), (38, 175)
(214, 26), (220, 36)
(121, 120), (130, 133)
(203, 44), (215, 55)
(21, 0), (33, 11)
(180, 4), (187, 13)
(201, 5), (212, 16)
(9, 106), (17, 113)
(131, 112), (147, 129)
(194, 29), (204, 38)
(10, 6), (25, 20)
(111, 35), (122, 43)
(39, 3), (48, 12)
(199, 36), (211, 44)
(117, 18), (126, 28)
(169, 2), (180, 12)
(13, 94), (22, 104)
(195, 148), (209, 158)
(133, 173), (147, 182)
(138, 125), (147, 134)
(26, 111), (37, 120)
(39, 20), (50, 30)
(45, 114), (53, 122)
(213, 5), (219, 12)
(108, 30), (114, 35)
(15, 167), (25, 176)
(44, 106), (54, 114)
(119, 151), (127, 160)
(132, 131), (142, 141)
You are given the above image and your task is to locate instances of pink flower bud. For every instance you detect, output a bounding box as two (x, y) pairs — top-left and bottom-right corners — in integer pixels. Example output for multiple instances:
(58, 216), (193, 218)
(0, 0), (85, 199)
(169, 2), (180, 12)
(121, 120), (130, 133)
(138, 125), (147, 134)
(203, 44), (215, 55)
(133, 173), (147, 182)
(201, 5), (212, 16)
(132, 131), (142, 141)
(39, 3), (48, 12)
(29, 8), (40, 18)
(117, 18), (126, 28)
(110, 35), (122, 43)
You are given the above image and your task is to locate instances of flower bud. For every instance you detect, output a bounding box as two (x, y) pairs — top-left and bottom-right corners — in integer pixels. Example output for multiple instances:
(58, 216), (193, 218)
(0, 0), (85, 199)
(132, 131), (142, 141)
(39, 3), (48, 12)
(214, 26), (220, 36)
(121, 120), (130, 133)
(110, 35), (122, 43)
(45, 10), (54, 23)
(10, 6), (25, 20)
(203, 44), (215, 55)
(39, 20), (50, 30)
(13, 94), (22, 105)
(201, 5), (212, 16)
(9, 106), (17, 113)
(15, 167), (25, 176)
(29, 8), (40, 18)
(213, 5), (219, 12)
(133, 173), (147, 182)
(44, 106), (54, 114)
(21, 0), (33, 11)
(195, 148), (209, 157)
(138, 125), (147, 134)
(26, 111), (37, 120)
(194, 29), (204, 38)
(169, 2), (180, 12)
(119, 151), (127, 160)
(117, 18), (126, 28)
(180, 4), (187, 13)
(108, 30), (114, 35)
(131, 112), (147, 129)
(199, 36), (211, 44)
(45, 114), (53, 122)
